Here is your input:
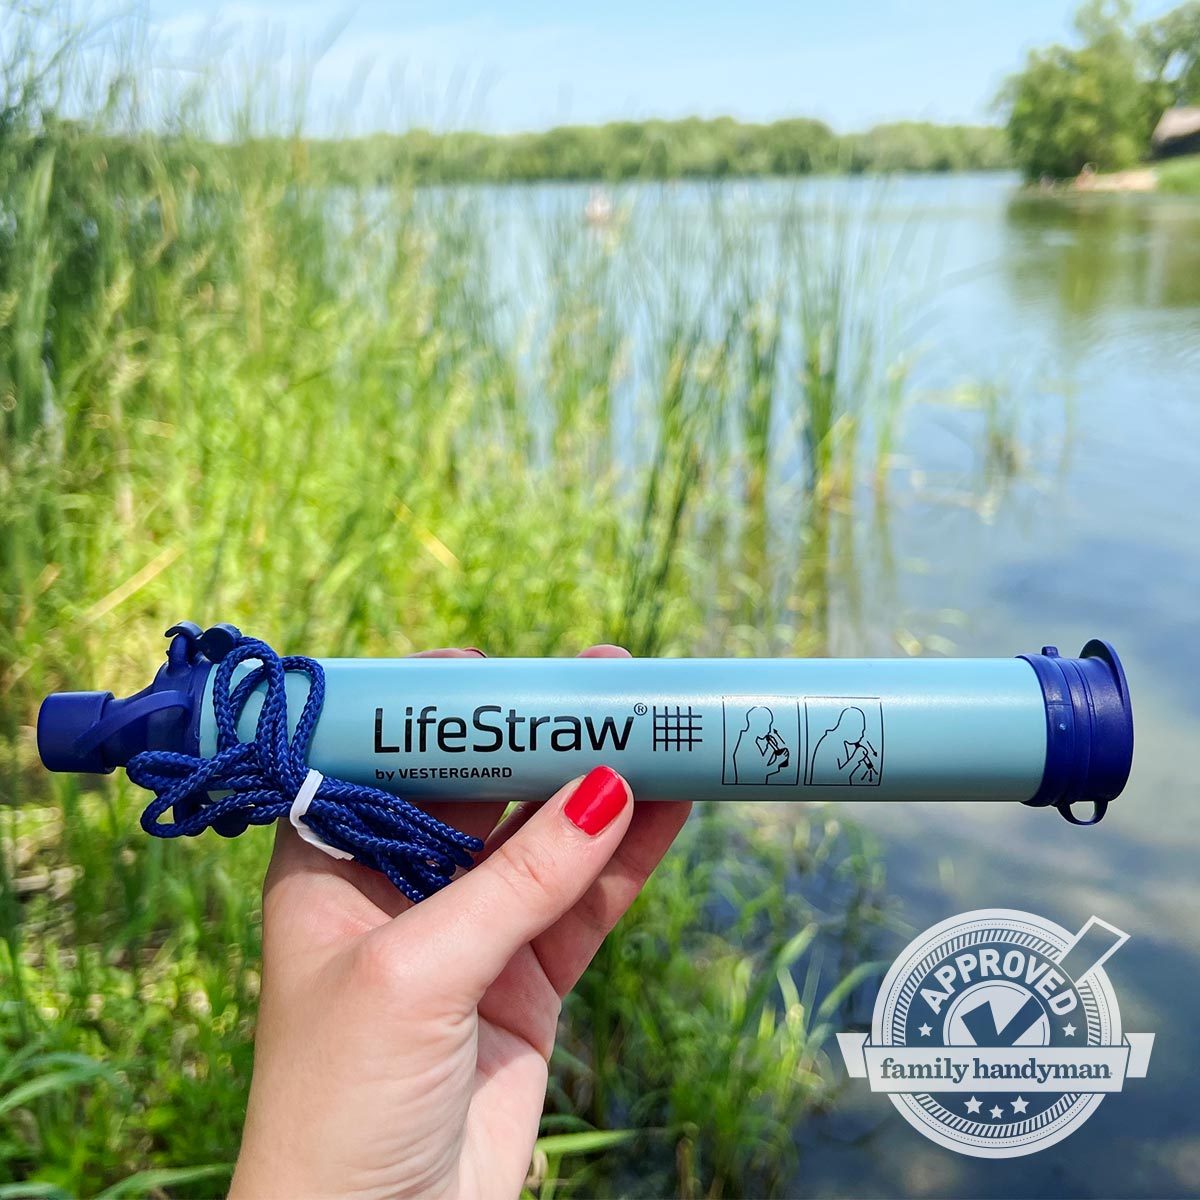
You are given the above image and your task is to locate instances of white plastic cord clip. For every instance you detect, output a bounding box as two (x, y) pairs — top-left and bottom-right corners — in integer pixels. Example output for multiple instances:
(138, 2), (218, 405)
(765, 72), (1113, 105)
(289, 768), (354, 860)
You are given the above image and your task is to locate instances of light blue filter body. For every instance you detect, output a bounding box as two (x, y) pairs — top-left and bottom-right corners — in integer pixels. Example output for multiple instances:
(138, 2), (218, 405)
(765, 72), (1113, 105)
(200, 657), (1048, 804)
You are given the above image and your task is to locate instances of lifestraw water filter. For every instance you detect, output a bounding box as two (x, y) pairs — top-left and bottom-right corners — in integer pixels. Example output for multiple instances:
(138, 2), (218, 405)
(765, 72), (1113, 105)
(36, 623), (1134, 899)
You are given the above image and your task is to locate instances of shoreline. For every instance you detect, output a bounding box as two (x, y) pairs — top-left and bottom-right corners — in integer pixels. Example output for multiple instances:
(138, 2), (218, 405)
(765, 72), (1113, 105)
(1025, 156), (1200, 197)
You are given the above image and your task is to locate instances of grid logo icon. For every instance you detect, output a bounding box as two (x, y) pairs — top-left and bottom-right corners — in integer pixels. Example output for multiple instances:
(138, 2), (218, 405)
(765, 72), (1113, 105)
(652, 705), (703, 751)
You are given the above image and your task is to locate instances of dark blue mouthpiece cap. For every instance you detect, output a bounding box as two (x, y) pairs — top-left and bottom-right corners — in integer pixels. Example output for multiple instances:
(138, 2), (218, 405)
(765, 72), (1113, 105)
(36, 624), (213, 774)
(37, 690), (114, 773)
(36, 686), (199, 774)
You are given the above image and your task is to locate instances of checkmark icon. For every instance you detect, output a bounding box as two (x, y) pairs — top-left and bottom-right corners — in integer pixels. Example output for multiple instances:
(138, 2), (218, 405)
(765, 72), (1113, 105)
(961, 995), (1046, 1047)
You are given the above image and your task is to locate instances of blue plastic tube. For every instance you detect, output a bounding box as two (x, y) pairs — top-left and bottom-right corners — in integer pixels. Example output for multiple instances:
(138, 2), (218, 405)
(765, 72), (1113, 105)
(36, 626), (1133, 825)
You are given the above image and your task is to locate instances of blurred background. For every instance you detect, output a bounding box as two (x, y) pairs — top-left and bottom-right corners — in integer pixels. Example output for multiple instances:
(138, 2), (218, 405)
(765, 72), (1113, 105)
(1, 1), (1198, 1196)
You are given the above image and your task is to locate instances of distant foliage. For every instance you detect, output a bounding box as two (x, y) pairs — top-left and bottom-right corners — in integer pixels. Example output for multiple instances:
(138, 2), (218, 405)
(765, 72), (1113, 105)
(1001, 0), (1199, 180)
(839, 122), (1012, 173)
(296, 117), (1011, 186)
(1143, 0), (1200, 106)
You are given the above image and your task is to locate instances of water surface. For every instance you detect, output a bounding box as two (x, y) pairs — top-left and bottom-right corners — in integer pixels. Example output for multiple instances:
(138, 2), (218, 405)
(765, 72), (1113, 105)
(786, 175), (1198, 1198)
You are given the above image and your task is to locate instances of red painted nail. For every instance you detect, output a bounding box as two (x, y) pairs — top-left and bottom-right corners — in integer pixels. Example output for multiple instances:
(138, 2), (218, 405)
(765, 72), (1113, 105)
(563, 766), (629, 836)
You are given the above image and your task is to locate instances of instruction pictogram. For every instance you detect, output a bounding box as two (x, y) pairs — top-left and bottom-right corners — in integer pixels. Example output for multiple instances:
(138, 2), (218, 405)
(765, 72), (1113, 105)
(804, 698), (883, 786)
(721, 697), (802, 786)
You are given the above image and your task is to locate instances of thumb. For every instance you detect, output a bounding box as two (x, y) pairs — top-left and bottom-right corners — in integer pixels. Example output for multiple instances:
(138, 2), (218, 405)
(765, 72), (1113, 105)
(386, 766), (634, 1003)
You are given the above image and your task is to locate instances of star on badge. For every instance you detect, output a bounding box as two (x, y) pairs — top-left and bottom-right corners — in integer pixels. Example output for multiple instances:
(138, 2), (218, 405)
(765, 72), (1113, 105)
(1063, 1022), (1077, 1037)
(965, 1096), (982, 1114)
(990, 1105), (1004, 1119)
(918, 1023), (932, 1037)
(1012, 1097), (1029, 1114)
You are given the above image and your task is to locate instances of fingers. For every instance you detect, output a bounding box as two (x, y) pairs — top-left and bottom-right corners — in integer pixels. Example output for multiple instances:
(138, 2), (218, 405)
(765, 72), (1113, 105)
(263, 649), (494, 931)
(418, 799), (511, 853)
(476, 793), (692, 982)
(406, 647), (488, 659)
(451, 641), (633, 849)
(477, 800), (540, 859)
(412, 645), (629, 659)
(374, 767), (635, 1003)
(576, 644), (632, 659)
(261, 642), (641, 954)
(269, 643), (631, 890)
(528, 798), (692, 996)
(262, 823), (402, 953)
(432, 640), (651, 995)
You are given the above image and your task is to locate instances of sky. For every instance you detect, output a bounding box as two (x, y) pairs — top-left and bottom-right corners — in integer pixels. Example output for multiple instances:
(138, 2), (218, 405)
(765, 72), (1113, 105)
(97, 0), (1182, 135)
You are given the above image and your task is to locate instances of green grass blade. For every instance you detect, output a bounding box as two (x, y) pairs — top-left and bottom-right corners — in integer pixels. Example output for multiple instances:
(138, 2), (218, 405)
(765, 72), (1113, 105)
(92, 1165), (233, 1200)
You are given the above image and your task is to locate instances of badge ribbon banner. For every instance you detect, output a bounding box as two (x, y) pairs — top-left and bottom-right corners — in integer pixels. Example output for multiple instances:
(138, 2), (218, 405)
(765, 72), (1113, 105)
(837, 1033), (1155, 1093)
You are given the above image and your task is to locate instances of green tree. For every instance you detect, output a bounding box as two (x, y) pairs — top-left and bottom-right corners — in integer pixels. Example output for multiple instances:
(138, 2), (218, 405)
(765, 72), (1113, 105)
(1001, 0), (1162, 180)
(1142, 1), (1200, 105)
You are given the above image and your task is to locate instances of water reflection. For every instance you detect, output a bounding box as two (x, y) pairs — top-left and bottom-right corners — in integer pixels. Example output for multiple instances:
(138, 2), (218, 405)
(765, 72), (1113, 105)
(1005, 192), (1200, 317)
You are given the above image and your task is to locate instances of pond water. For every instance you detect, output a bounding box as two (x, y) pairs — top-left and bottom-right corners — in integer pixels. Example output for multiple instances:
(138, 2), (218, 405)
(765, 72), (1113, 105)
(783, 175), (1199, 1198)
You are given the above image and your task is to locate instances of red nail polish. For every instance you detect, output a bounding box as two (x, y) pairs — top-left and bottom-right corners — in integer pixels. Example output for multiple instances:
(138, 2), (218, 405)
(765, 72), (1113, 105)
(564, 766), (629, 836)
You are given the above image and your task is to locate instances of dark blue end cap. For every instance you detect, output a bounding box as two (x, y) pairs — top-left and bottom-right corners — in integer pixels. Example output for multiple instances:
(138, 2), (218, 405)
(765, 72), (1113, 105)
(1019, 640), (1134, 826)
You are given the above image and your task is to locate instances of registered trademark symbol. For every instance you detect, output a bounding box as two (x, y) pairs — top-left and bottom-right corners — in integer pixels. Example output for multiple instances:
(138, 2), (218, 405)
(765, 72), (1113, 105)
(633, 703), (648, 716)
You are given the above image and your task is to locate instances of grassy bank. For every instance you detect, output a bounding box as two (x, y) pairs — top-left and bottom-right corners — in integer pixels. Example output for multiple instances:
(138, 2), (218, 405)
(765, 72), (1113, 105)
(1157, 153), (1200, 193)
(0, 26), (913, 1196)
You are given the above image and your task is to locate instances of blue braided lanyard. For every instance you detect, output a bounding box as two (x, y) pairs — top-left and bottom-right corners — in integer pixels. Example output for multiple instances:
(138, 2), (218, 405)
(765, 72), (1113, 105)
(128, 636), (483, 902)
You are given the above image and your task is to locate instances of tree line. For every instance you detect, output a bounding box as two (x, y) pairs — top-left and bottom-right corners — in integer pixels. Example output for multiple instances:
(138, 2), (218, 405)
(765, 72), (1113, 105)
(1001, 0), (1200, 180)
(294, 118), (1010, 186)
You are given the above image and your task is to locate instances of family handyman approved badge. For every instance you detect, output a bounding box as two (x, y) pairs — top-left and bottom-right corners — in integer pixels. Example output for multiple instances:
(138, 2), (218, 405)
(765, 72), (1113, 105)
(837, 909), (1154, 1158)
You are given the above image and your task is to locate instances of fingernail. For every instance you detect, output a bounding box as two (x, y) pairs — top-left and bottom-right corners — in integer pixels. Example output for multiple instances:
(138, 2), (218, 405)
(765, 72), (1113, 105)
(563, 766), (630, 836)
(462, 647), (487, 658)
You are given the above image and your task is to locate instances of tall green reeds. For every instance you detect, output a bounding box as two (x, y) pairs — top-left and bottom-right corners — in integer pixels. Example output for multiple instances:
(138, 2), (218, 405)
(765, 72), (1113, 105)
(1, 10), (907, 1195)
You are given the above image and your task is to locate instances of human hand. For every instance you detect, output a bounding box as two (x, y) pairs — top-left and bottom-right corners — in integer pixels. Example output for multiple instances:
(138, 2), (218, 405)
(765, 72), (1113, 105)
(229, 645), (692, 1200)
